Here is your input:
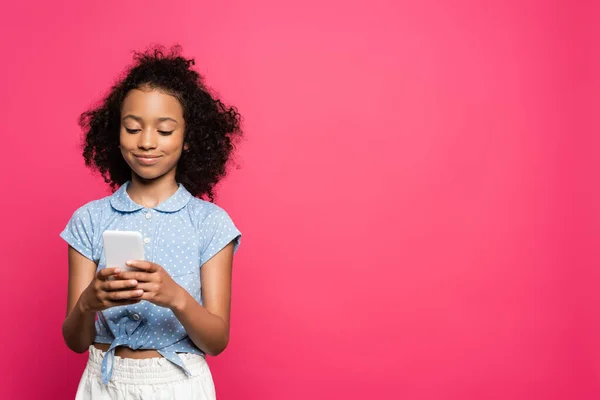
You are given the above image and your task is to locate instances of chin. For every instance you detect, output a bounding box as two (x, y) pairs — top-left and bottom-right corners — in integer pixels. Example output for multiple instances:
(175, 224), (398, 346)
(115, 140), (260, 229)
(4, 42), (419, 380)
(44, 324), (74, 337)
(130, 165), (177, 182)
(133, 170), (165, 181)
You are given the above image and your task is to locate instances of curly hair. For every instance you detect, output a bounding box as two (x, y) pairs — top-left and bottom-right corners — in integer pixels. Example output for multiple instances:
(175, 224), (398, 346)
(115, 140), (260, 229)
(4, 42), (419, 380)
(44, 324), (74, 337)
(79, 45), (242, 201)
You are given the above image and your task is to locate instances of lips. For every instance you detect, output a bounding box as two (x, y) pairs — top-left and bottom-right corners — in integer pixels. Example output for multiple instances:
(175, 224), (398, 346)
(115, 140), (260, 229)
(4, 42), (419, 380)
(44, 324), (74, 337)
(133, 154), (162, 166)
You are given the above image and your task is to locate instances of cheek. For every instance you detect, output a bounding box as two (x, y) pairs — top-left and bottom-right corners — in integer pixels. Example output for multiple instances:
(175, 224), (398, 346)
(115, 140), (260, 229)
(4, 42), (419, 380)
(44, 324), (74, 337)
(119, 130), (131, 148)
(120, 131), (143, 152)
(163, 136), (185, 155)
(167, 146), (184, 163)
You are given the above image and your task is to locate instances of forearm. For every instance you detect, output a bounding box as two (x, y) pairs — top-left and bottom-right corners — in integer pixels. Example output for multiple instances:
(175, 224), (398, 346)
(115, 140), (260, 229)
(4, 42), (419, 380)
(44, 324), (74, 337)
(172, 289), (229, 356)
(62, 298), (97, 353)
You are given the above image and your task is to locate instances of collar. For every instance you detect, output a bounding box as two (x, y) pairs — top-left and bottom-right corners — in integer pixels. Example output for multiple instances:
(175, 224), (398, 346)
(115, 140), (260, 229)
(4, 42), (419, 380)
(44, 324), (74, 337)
(109, 181), (193, 213)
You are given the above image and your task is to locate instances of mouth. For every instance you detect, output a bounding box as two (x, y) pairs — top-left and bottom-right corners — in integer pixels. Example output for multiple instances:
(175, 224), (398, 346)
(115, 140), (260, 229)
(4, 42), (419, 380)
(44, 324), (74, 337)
(133, 154), (162, 166)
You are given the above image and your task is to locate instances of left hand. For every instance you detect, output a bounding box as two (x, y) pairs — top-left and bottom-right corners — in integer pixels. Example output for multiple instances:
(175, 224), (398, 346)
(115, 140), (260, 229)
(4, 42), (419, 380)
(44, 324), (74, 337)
(115, 261), (184, 310)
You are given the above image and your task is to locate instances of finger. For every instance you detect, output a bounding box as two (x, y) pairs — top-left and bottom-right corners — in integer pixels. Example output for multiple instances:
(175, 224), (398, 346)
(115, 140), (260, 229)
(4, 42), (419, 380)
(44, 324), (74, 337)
(134, 282), (157, 292)
(97, 267), (121, 281)
(137, 292), (156, 302)
(116, 271), (154, 282)
(106, 289), (144, 301)
(102, 279), (139, 292)
(126, 260), (158, 272)
(105, 299), (142, 308)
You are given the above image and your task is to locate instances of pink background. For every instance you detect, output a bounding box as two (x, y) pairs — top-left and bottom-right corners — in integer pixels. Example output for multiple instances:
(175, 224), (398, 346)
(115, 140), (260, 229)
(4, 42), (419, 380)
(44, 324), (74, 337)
(0, 0), (598, 399)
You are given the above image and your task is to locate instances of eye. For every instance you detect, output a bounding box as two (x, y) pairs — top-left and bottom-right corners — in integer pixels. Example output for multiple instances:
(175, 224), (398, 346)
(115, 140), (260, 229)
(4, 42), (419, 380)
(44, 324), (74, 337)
(158, 130), (174, 136)
(125, 128), (141, 133)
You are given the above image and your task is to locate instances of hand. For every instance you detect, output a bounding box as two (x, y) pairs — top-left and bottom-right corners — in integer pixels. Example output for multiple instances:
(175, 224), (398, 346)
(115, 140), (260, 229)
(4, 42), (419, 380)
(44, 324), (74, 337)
(80, 267), (143, 313)
(115, 261), (185, 310)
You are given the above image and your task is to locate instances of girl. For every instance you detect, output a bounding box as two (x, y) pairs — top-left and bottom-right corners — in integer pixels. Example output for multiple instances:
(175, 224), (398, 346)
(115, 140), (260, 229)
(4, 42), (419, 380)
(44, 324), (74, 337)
(60, 46), (243, 399)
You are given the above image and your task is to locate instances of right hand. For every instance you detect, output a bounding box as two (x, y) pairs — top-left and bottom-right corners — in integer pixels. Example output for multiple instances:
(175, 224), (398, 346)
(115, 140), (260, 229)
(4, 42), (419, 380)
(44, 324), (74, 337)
(79, 267), (143, 313)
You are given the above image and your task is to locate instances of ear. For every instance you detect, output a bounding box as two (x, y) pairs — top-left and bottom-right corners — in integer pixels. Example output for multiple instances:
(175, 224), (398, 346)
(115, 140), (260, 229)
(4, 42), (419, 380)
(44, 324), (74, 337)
(183, 143), (190, 151)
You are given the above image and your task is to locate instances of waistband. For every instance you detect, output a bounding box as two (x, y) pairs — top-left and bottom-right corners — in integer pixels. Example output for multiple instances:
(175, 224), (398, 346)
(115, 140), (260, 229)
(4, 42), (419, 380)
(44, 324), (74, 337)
(86, 345), (208, 385)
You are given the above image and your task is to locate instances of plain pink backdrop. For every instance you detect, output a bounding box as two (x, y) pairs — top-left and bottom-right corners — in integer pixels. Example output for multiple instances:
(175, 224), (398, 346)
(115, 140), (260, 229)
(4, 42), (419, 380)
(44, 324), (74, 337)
(0, 0), (598, 399)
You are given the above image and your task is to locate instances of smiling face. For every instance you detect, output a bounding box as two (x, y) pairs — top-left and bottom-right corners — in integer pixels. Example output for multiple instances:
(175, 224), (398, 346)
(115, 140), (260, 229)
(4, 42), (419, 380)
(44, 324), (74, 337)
(119, 87), (188, 182)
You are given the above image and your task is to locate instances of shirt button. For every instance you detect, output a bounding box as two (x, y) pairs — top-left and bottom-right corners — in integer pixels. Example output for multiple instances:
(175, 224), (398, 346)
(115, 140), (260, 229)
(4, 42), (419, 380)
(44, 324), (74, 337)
(145, 212), (152, 219)
(132, 313), (140, 321)
(143, 237), (150, 244)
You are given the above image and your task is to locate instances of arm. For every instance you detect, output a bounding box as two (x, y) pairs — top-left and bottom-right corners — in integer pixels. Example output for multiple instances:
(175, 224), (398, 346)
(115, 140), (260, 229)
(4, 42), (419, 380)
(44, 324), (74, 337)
(173, 242), (234, 356)
(62, 246), (97, 353)
(62, 246), (143, 353)
(122, 241), (235, 356)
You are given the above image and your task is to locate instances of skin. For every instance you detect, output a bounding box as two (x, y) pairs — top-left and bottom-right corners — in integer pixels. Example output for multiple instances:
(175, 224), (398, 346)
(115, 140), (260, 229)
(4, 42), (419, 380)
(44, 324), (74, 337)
(62, 87), (234, 358)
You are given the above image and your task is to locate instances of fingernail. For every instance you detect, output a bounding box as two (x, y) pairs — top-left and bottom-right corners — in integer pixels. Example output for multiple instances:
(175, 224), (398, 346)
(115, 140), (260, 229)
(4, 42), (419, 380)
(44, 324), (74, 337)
(130, 280), (138, 285)
(114, 268), (121, 273)
(126, 261), (132, 266)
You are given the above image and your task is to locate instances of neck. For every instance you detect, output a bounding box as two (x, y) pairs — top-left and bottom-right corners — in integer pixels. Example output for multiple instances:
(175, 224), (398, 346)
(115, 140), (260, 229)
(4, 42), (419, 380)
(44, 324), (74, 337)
(127, 172), (179, 209)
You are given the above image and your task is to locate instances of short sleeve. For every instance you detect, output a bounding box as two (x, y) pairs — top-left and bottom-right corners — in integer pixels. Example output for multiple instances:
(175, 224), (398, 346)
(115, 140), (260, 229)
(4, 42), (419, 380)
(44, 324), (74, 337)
(199, 206), (242, 266)
(59, 204), (95, 261)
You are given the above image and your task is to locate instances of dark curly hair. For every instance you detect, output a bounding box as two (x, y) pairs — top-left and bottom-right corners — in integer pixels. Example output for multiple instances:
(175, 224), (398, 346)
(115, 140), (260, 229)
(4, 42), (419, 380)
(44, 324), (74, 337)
(79, 45), (242, 201)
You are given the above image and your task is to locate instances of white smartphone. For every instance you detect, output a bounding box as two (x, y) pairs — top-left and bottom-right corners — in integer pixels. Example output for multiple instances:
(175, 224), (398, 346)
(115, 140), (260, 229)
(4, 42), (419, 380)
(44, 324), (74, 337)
(102, 230), (145, 272)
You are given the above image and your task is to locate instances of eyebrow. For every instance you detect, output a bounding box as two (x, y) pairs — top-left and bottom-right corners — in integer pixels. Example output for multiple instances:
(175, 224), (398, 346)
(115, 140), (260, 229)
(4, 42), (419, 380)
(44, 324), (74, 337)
(122, 114), (179, 123)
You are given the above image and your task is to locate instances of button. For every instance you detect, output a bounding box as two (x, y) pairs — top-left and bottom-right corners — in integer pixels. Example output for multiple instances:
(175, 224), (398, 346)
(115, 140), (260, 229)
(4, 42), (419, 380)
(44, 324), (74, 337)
(145, 212), (152, 219)
(132, 313), (140, 321)
(143, 237), (150, 244)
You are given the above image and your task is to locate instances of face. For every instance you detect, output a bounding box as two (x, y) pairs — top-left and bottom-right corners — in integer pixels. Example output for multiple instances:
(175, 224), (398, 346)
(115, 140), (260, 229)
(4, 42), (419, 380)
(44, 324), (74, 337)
(119, 87), (188, 182)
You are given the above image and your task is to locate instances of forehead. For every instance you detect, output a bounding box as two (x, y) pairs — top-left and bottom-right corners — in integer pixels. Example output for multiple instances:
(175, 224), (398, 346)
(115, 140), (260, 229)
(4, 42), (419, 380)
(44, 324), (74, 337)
(121, 88), (183, 119)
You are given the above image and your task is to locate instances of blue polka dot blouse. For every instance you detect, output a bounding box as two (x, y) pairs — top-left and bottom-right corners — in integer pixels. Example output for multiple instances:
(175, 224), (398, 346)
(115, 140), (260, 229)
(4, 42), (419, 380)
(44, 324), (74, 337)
(60, 181), (242, 384)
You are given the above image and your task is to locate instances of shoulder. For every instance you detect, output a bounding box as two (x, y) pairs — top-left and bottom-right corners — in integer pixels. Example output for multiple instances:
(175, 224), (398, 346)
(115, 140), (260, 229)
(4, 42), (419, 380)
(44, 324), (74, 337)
(60, 195), (112, 257)
(68, 196), (112, 222)
(187, 198), (242, 261)
(186, 197), (233, 222)
(185, 198), (240, 237)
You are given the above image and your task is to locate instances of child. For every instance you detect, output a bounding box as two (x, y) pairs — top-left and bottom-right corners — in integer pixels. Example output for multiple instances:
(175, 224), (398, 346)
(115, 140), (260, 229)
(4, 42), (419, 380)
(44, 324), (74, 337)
(60, 46), (243, 399)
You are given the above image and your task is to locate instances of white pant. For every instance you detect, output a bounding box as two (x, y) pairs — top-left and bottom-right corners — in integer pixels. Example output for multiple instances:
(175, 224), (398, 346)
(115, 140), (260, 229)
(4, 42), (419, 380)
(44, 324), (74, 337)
(75, 346), (216, 400)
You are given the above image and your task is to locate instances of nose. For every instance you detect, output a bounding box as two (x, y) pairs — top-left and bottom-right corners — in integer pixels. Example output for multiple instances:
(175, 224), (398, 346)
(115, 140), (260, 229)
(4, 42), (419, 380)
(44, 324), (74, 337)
(137, 128), (157, 150)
